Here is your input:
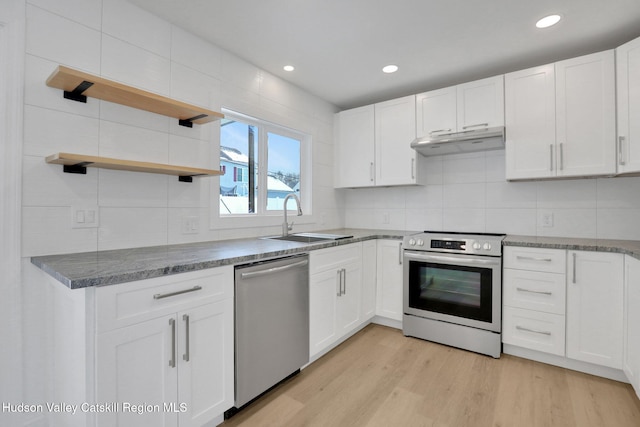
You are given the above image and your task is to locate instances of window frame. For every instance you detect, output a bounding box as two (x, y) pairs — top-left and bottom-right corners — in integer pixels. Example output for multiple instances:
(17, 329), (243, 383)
(214, 109), (312, 229)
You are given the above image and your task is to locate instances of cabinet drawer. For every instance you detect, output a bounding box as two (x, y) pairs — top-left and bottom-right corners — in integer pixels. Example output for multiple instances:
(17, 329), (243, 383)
(503, 306), (566, 356)
(504, 246), (566, 273)
(503, 268), (566, 315)
(310, 243), (362, 275)
(96, 266), (233, 332)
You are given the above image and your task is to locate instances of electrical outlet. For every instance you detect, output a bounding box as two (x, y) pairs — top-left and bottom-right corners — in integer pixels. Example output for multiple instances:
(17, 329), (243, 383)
(541, 212), (554, 227)
(182, 216), (199, 234)
(71, 206), (99, 229)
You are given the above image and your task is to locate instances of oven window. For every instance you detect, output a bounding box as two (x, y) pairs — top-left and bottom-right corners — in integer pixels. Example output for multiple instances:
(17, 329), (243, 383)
(408, 261), (493, 322)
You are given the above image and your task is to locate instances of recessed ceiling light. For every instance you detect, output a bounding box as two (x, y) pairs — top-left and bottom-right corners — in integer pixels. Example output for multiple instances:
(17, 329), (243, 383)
(536, 14), (561, 29)
(382, 65), (398, 74)
(283, 65), (295, 72)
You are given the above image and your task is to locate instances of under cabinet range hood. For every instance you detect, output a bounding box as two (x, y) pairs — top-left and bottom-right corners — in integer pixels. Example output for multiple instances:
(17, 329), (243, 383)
(411, 126), (505, 156)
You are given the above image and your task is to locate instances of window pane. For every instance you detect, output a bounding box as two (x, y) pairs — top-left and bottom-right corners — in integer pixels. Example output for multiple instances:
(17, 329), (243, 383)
(267, 132), (301, 211)
(220, 119), (258, 214)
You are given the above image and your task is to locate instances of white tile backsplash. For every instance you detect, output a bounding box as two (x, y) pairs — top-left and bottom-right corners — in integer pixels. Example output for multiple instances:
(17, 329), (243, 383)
(98, 207), (168, 251)
(170, 26), (223, 79)
(99, 120), (169, 163)
(98, 169), (168, 208)
(27, 0), (102, 30)
(170, 62), (221, 110)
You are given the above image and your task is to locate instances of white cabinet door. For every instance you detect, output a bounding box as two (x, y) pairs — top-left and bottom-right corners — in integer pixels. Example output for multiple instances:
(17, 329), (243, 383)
(624, 255), (640, 398)
(361, 240), (377, 321)
(374, 95), (418, 186)
(416, 87), (457, 137)
(457, 75), (504, 131)
(616, 36), (640, 174)
(178, 300), (233, 427)
(566, 251), (623, 368)
(334, 105), (375, 188)
(309, 268), (339, 357)
(375, 240), (403, 321)
(97, 315), (179, 427)
(556, 51), (616, 177)
(337, 260), (363, 336)
(505, 64), (556, 180)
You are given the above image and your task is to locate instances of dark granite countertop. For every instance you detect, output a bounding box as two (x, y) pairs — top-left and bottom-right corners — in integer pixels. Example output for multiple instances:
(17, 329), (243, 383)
(31, 228), (414, 289)
(504, 235), (640, 259)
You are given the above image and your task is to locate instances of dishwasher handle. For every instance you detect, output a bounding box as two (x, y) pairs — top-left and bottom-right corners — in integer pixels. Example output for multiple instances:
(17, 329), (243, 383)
(240, 259), (309, 279)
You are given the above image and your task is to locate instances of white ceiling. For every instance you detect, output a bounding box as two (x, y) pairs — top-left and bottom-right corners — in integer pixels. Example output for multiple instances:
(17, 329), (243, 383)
(130, 0), (640, 110)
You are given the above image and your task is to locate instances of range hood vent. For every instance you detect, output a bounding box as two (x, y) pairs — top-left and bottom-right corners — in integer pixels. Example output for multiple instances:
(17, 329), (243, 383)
(411, 126), (505, 156)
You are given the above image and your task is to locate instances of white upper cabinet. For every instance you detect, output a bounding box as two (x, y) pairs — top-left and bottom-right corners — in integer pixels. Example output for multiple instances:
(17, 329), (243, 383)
(556, 50), (616, 177)
(616, 36), (640, 174)
(505, 50), (616, 180)
(375, 95), (418, 186)
(335, 95), (422, 188)
(334, 105), (375, 187)
(456, 75), (505, 131)
(416, 75), (504, 139)
(416, 86), (457, 138)
(505, 64), (556, 180)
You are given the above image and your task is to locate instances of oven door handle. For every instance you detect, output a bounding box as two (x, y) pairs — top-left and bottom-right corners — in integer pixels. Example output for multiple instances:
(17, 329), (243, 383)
(404, 252), (501, 267)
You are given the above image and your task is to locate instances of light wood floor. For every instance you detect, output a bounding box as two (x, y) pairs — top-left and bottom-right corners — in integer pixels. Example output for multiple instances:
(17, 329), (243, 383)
(221, 324), (640, 427)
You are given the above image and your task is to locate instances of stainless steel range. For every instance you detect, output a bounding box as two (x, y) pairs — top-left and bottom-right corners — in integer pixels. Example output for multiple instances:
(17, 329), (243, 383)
(403, 231), (505, 358)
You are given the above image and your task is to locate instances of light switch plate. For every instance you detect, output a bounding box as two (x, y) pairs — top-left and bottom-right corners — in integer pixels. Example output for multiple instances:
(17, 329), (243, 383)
(71, 206), (99, 229)
(541, 212), (554, 227)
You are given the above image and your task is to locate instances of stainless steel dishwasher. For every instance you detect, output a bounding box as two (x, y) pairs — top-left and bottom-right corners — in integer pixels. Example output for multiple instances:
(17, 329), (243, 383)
(232, 254), (309, 411)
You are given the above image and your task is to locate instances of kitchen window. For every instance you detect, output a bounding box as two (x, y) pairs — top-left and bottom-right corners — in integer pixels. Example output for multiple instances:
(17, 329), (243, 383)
(218, 110), (309, 217)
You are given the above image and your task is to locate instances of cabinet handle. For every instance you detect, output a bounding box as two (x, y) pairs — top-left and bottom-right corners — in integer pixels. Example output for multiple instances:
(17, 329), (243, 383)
(516, 256), (553, 262)
(549, 144), (554, 172)
(560, 143), (564, 171)
(369, 162), (374, 182)
(154, 286), (202, 300)
(411, 158), (415, 179)
(619, 136), (626, 166)
(429, 128), (451, 135)
(399, 242), (403, 265)
(341, 268), (346, 295)
(462, 123), (489, 130)
(516, 325), (551, 336)
(572, 253), (577, 284)
(336, 269), (341, 297)
(516, 287), (552, 296)
(169, 318), (176, 368)
(183, 314), (190, 362)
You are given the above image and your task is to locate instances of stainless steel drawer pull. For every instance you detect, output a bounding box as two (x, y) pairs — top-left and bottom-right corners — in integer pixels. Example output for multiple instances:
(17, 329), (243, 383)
(516, 287), (552, 296)
(516, 256), (553, 262)
(336, 269), (341, 297)
(560, 143), (564, 170)
(398, 242), (403, 265)
(572, 253), (577, 284)
(462, 123), (488, 130)
(154, 286), (202, 300)
(370, 162), (374, 182)
(240, 260), (308, 279)
(169, 318), (176, 368)
(342, 268), (347, 295)
(516, 325), (551, 336)
(429, 128), (451, 135)
(619, 136), (626, 166)
(411, 158), (415, 179)
(549, 144), (554, 172)
(183, 314), (190, 362)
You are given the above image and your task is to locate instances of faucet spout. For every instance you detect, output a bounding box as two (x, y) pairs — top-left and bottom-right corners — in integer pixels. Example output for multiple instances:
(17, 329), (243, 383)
(282, 193), (302, 236)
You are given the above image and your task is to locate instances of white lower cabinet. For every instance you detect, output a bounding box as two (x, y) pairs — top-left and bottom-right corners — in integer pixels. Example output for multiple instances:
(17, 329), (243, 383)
(47, 266), (234, 427)
(502, 247), (567, 356)
(567, 250), (624, 369)
(624, 255), (640, 397)
(375, 240), (403, 321)
(361, 240), (377, 321)
(309, 243), (363, 358)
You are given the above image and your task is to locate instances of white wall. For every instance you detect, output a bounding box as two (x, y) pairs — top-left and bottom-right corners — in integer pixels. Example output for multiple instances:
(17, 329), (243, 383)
(343, 150), (640, 240)
(21, 0), (340, 258)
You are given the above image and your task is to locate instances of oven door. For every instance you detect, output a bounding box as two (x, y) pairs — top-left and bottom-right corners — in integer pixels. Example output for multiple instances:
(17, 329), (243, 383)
(403, 250), (501, 332)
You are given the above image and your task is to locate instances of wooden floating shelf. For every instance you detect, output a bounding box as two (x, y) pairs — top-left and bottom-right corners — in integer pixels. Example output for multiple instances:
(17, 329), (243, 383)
(46, 153), (223, 182)
(46, 65), (224, 127)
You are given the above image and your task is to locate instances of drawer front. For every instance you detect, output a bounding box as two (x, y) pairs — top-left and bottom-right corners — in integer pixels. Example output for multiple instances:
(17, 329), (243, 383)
(503, 306), (566, 356)
(310, 243), (362, 275)
(504, 246), (566, 273)
(503, 268), (566, 315)
(96, 266), (233, 332)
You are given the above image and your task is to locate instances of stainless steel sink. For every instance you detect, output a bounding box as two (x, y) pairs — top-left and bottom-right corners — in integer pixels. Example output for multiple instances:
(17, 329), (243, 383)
(264, 232), (353, 243)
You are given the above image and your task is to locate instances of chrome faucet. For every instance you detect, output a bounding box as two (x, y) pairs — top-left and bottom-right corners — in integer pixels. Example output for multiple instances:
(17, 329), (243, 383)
(282, 193), (302, 236)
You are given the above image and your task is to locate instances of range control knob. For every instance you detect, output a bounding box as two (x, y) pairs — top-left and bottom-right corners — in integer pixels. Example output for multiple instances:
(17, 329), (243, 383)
(472, 242), (481, 250)
(408, 238), (416, 246)
(416, 239), (424, 246)
(483, 242), (492, 251)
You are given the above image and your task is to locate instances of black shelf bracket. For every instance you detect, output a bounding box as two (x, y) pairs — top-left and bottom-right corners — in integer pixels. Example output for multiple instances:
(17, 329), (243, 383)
(63, 162), (92, 174)
(179, 114), (208, 128)
(178, 176), (193, 183)
(63, 80), (94, 103)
